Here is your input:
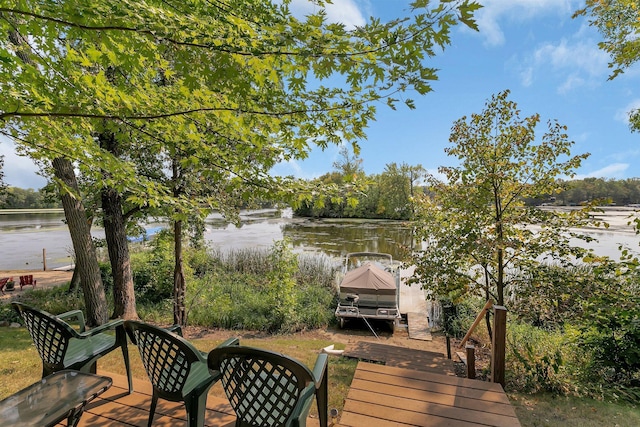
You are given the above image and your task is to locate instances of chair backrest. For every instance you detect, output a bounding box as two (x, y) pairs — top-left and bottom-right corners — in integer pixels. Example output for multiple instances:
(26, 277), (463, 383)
(208, 346), (315, 427)
(20, 275), (35, 288)
(0, 277), (8, 292)
(124, 321), (202, 396)
(12, 303), (77, 371)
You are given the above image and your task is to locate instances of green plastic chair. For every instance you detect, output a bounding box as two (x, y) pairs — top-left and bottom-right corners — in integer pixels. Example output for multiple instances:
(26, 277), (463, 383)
(12, 302), (133, 393)
(207, 343), (329, 427)
(124, 320), (239, 427)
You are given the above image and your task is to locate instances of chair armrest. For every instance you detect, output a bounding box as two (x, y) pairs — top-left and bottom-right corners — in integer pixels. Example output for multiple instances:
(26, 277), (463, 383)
(217, 337), (240, 348)
(290, 383), (316, 425)
(312, 353), (329, 427)
(165, 324), (183, 336)
(79, 319), (124, 337)
(312, 353), (328, 387)
(57, 310), (86, 333)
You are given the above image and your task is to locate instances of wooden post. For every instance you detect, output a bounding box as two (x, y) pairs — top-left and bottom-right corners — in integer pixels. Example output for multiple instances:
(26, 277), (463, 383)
(466, 344), (476, 379)
(42, 248), (47, 271)
(446, 335), (451, 359)
(491, 305), (507, 386)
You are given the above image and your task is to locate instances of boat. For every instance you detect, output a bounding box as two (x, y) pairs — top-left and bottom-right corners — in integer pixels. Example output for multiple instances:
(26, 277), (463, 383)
(335, 252), (401, 332)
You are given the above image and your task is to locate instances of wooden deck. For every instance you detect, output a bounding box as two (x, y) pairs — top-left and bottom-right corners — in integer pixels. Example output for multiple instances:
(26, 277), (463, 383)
(338, 362), (521, 427)
(61, 372), (321, 427)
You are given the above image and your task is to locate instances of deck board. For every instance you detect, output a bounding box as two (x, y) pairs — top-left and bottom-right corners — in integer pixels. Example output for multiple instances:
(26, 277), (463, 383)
(339, 362), (521, 427)
(65, 371), (319, 427)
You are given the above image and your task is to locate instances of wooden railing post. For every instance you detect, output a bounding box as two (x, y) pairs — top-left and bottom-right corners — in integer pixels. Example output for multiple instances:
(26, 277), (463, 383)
(465, 344), (476, 379)
(491, 305), (507, 386)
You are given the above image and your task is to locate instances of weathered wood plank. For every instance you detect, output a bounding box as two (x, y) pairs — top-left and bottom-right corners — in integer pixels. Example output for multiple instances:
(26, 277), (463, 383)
(340, 362), (521, 427)
(345, 389), (519, 427)
(349, 379), (516, 417)
(358, 362), (505, 393)
(76, 372), (237, 427)
(342, 400), (482, 427)
(343, 342), (456, 375)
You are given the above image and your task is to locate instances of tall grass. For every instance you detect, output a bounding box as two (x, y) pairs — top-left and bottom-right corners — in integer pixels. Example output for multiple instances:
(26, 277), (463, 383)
(184, 244), (339, 332)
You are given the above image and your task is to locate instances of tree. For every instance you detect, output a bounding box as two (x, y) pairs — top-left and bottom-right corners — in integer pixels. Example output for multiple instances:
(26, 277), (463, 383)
(0, 0), (481, 324)
(4, 19), (108, 325)
(409, 90), (594, 309)
(378, 162), (426, 219)
(574, 2), (640, 130)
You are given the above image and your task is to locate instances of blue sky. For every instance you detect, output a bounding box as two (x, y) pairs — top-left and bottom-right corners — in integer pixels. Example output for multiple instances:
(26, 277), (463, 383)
(273, 0), (640, 181)
(1, 0), (639, 189)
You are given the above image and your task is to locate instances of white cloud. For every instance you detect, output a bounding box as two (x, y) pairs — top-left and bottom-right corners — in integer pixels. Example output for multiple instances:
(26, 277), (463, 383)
(615, 99), (640, 125)
(0, 137), (46, 189)
(557, 74), (586, 94)
(520, 67), (533, 87)
(574, 163), (630, 180)
(475, 0), (578, 46)
(519, 34), (610, 92)
(288, 0), (366, 29)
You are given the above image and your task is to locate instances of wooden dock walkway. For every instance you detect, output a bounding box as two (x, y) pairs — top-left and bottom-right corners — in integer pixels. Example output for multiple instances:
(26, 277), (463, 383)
(343, 341), (456, 375)
(338, 362), (521, 427)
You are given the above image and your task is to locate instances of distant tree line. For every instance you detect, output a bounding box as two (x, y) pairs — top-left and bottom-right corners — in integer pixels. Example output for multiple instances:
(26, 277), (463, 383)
(555, 177), (640, 206)
(2, 175), (640, 213)
(295, 150), (640, 220)
(0, 186), (61, 209)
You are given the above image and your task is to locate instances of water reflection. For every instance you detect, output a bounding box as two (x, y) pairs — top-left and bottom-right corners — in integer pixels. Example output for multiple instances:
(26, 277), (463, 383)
(282, 219), (413, 261)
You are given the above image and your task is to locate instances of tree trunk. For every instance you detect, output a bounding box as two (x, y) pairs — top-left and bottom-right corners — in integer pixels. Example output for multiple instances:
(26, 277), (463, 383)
(101, 186), (139, 319)
(52, 157), (108, 326)
(8, 22), (106, 319)
(67, 267), (80, 293)
(173, 219), (186, 326)
(484, 270), (493, 340)
(98, 128), (138, 320)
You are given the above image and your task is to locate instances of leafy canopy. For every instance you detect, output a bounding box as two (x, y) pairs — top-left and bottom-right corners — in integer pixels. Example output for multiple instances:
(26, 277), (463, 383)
(0, 0), (481, 214)
(409, 90), (593, 306)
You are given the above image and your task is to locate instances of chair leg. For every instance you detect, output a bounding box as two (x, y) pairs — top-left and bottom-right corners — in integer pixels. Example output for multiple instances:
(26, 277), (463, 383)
(121, 341), (133, 394)
(148, 393), (159, 427)
(184, 392), (208, 427)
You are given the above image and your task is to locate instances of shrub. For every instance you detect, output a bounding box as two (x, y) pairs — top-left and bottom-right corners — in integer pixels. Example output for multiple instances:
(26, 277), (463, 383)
(511, 263), (596, 328)
(577, 278), (640, 386)
(506, 322), (570, 394)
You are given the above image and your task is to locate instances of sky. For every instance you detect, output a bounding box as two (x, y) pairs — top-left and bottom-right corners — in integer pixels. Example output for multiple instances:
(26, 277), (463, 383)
(1, 0), (639, 189)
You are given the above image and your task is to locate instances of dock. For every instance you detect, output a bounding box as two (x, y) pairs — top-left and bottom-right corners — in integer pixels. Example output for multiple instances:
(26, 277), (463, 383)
(399, 266), (432, 341)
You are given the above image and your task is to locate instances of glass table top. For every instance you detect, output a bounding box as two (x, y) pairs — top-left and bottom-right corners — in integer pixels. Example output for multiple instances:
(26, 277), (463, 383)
(0, 370), (112, 426)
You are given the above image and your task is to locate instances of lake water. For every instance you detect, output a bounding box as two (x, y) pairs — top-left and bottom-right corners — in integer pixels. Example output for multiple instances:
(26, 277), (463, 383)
(0, 208), (637, 270)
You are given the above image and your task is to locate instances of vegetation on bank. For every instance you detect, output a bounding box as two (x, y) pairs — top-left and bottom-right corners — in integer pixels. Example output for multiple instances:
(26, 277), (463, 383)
(441, 260), (640, 403)
(1, 234), (340, 333)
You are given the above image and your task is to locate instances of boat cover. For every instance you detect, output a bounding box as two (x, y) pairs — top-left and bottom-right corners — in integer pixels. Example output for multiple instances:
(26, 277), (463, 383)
(339, 262), (397, 295)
